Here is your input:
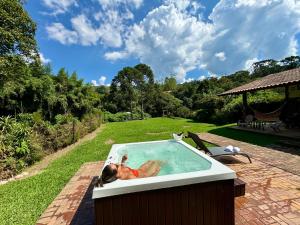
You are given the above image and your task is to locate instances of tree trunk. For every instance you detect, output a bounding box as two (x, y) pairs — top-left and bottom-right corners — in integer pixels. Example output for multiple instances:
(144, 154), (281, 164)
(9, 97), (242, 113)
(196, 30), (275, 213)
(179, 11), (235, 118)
(141, 100), (144, 120)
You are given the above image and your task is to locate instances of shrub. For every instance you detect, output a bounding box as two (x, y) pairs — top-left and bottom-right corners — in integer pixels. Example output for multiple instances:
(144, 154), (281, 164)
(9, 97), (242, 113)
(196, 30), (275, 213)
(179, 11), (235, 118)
(194, 109), (212, 122)
(175, 106), (193, 118)
(104, 111), (151, 122)
(0, 116), (33, 179)
(0, 110), (103, 179)
(55, 113), (74, 125)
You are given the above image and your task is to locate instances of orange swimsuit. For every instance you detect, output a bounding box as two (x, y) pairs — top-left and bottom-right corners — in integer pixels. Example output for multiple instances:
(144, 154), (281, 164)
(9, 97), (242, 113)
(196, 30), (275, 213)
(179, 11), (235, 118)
(127, 167), (139, 177)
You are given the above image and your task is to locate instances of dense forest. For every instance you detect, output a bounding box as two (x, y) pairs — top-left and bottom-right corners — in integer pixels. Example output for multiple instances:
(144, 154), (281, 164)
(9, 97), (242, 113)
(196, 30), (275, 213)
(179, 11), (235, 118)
(102, 56), (300, 124)
(0, 0), (102, 178)
(1, 0), (299, 179)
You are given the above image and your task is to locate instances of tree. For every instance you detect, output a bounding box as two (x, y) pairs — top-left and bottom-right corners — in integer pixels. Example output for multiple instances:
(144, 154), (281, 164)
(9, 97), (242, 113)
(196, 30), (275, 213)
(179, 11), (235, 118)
(280, 56), (300, 70)
(252, 59), (282, 78)
(163, 76), (177, 91)
(0, 0), (37, 58)
(134, 64), (155, 119)
(107, 64), (157, 118)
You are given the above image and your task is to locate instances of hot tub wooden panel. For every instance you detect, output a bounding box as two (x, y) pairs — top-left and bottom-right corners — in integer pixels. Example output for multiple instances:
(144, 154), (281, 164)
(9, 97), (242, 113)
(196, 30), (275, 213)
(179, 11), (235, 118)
(94, 179), (234, 225)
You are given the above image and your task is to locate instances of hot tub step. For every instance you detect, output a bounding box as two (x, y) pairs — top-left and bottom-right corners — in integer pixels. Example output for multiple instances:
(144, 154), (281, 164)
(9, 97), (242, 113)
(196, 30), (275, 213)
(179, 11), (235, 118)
(234, 178), (246, 197)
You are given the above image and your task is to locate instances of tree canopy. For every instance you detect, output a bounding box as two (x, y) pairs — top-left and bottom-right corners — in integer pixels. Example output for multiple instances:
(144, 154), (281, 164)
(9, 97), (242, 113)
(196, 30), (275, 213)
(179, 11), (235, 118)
(0, 0), (37, 58)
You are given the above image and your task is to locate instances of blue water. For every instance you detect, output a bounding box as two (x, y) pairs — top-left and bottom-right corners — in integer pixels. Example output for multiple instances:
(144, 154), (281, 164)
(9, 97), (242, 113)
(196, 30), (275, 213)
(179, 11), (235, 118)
(117, 140), (212, 176)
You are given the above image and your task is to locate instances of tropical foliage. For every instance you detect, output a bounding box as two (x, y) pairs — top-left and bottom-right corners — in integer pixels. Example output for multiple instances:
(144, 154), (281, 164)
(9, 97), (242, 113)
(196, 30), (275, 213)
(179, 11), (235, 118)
(0, 1), (102, 178)
(103, 56), (300, 123)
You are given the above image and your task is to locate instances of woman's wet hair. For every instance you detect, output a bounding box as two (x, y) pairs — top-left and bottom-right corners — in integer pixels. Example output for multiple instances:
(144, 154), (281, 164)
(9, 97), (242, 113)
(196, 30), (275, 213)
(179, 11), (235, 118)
(96, 164), (118, 187)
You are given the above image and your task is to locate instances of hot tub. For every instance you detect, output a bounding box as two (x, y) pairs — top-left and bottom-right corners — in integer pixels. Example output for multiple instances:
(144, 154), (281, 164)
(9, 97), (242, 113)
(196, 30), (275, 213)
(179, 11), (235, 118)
(93, 140), (237, 225)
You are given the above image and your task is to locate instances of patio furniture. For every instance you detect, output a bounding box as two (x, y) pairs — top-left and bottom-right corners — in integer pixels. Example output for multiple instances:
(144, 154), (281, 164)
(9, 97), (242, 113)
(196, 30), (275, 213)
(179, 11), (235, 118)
(187, 131), (252, 163)
(237, 114), (254, 128)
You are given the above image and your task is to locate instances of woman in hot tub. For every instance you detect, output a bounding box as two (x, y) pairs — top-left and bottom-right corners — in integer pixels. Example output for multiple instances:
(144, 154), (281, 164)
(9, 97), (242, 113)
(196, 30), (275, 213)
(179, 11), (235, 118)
(98, 154), (163, 187)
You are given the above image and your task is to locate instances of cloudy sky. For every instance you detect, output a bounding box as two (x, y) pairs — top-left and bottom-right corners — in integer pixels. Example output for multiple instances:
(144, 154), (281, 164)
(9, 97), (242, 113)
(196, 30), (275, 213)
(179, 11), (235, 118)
(25, 0), (300, 85)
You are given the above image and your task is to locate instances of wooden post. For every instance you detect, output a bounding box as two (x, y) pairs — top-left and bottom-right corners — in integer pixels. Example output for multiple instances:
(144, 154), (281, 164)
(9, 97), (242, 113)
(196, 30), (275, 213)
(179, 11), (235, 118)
(242, 92), (248, 118)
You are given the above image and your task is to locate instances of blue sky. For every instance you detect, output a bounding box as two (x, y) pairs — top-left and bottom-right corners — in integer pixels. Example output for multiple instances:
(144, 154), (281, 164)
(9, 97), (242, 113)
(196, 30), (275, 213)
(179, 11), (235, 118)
(25, 0), (300, 86)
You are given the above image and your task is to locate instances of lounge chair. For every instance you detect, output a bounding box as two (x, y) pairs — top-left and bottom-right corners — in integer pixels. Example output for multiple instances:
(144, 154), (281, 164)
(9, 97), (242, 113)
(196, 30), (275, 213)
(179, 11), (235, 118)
(186, 131), (252, 163)
(237, 114), (254, 128)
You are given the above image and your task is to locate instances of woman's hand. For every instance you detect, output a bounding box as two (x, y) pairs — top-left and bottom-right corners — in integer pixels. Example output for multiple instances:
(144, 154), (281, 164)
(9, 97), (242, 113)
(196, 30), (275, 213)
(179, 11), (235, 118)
(121, 154), (128, 163)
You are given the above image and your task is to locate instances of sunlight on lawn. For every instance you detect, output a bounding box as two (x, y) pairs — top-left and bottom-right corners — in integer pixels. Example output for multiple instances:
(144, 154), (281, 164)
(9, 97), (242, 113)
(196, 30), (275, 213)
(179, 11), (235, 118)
(0, 118), (226, 225)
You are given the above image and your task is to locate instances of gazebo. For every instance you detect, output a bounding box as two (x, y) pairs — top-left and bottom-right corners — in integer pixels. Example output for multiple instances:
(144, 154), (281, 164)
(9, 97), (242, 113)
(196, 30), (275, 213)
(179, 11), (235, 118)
(218, 68), (300, 137)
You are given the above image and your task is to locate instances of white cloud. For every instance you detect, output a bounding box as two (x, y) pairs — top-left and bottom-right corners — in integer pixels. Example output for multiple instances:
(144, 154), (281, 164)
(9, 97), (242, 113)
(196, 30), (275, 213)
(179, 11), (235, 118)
(46, 23), (78, 45)
(47, 0), (134, 48)
(215, 52), (226, 61)
(104, 51), (128, 60)
(97, 10), (124, 47)
(198, 75), (206, 81)
(99, 76), (107, 85)
(71, 14), (100, 46)
(39, 53), (51, 64)
(98, 0), (143, 9)
(47, 13), (124, 47)
(106, 1), (212, 81)
(92, 76), (109, 86)
(104, 0), (300, 81)
(202, 0), (300, 75)
(43, 0), (77, 14)
(91, 80), (98, 86)
(245, 57), (259, 70)
(182, 77), (194, 83)
(208, 72), (217, 78)
(45, 0), (300, 81)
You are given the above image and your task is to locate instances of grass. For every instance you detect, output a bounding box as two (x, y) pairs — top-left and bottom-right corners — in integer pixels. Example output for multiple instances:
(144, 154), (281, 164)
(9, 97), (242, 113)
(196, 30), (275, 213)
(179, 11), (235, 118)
(208, 127), (281, 146)
(0, 118), (221, 225)
(0, 117), (284, 225)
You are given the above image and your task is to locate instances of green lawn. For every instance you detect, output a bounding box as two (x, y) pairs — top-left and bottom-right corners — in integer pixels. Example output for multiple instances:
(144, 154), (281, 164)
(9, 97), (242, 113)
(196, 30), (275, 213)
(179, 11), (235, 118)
(0, 117), (282, 225)
(0, 118), (218, 225)
(208, 127), (280, 146)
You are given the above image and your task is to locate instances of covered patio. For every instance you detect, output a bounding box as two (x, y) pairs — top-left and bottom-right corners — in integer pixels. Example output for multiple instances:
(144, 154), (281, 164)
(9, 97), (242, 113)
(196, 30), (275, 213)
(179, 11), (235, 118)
(219, 68), (300, 139)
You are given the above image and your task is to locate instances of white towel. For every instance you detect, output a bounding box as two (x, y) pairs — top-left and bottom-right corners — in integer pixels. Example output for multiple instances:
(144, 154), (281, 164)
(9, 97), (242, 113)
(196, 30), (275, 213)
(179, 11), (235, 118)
(233, 147), (241, 153)
(172, 133), (183, 141)
(225, 145), (234, 152)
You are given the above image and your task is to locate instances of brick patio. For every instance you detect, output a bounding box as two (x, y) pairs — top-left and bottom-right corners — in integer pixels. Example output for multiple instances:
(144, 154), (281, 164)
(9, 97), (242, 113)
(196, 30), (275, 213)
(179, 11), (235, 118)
(36, 162), (103, 225)
(36, 135), (300, 225)
(200, 133), (300, 175)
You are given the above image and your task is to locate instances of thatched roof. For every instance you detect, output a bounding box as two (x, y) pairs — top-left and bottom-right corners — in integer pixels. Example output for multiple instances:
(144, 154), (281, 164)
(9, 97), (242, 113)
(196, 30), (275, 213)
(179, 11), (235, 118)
(219, 68), (300, 96)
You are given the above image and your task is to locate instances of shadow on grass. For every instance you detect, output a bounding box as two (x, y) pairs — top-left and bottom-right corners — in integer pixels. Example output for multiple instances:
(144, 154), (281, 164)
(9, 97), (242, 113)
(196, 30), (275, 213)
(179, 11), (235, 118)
(208, 126), (280, 146)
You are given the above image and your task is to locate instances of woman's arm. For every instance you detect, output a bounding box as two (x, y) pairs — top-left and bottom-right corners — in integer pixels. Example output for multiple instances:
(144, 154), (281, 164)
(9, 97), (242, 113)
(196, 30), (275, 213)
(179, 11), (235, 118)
(121, 154), (128, 165)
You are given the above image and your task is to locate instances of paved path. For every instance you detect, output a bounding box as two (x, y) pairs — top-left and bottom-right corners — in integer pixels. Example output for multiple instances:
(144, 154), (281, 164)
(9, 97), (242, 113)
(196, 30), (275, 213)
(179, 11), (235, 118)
(36, 162), (103, 225)
(200, 133), (300, 175)
(232, 159), (300, 224)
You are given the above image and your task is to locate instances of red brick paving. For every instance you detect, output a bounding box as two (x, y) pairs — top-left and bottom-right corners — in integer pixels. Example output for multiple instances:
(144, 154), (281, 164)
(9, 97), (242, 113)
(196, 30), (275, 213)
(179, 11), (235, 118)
(200, 133), (300, 175)
(36, 162), (103, 225)
(231, 160), (300, 225)
(36, 135), (300, 225)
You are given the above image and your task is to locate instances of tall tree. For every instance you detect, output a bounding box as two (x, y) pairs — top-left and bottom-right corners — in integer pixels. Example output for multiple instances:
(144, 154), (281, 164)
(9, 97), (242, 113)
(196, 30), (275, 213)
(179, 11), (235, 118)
(163, 76), (177, 91)
(0, 0), (37, 58)
(109, 67), (143, 116)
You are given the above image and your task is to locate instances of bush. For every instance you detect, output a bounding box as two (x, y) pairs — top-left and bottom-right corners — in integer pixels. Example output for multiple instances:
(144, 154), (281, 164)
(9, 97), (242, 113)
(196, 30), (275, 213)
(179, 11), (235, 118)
(0, 110), (103, 179)
(104, 111), (151, 122)
(55, 113), (74, 125)
(194, 90), (286, 125)
(194, 109), (212, 122)
(175, 106), (193, 118)
(0, 116), (32, 179)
